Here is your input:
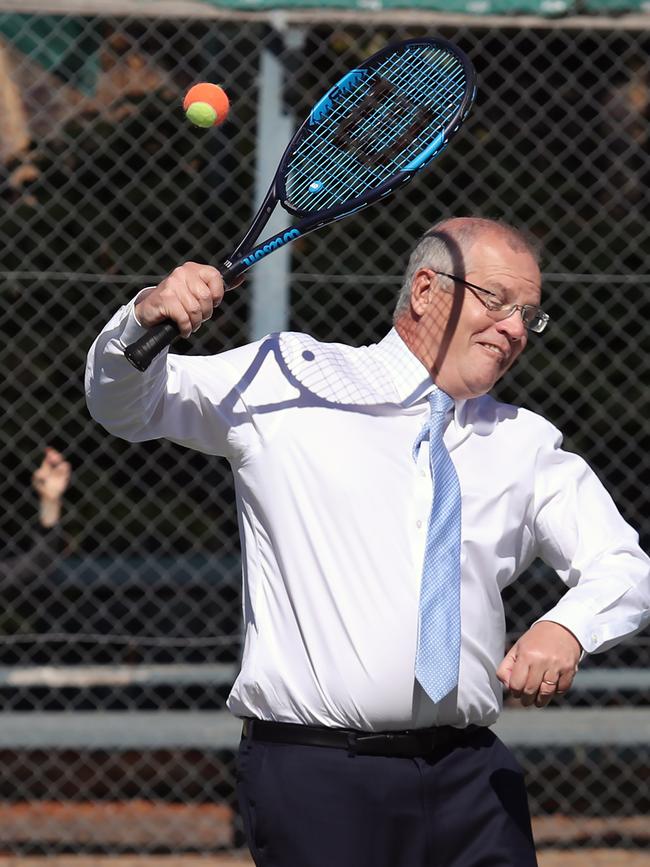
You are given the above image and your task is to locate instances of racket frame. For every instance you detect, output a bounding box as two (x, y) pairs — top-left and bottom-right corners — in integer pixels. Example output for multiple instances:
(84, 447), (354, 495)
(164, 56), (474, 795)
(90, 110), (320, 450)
(125, 36), (477, 371)
(223, 36), (476, 281)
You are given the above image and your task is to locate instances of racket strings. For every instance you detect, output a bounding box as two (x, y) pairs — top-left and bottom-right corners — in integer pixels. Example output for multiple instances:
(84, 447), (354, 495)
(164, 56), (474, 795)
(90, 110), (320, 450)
(309, 47), (461, 159)
(288, 70), (462, 209)
(378, 54), (466, 137)
(322, 62), (464, 198)
(287, 69), (465, 210)
(336, 57), (464, 158)
(285, 46), (469, 213)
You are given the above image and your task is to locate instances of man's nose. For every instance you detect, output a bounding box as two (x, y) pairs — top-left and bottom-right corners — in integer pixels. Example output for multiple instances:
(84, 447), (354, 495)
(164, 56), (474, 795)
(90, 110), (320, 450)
(496, 309), (527, 342)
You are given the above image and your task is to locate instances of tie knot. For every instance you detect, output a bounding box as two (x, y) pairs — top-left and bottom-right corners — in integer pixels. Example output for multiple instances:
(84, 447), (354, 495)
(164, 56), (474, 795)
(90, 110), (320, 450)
(428, 388), (454, 416)
(413, 388), (454, 460)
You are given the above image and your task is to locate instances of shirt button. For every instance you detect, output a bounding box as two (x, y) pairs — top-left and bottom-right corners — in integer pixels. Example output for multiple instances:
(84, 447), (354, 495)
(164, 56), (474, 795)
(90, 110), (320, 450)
(416, 520), (423, 529)
(420, 470), (426, 477)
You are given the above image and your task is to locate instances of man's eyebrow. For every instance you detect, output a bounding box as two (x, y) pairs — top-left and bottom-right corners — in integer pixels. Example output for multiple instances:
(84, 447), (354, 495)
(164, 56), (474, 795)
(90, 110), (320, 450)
(481, 281), (508, 296)
(485, 281), (541, 302)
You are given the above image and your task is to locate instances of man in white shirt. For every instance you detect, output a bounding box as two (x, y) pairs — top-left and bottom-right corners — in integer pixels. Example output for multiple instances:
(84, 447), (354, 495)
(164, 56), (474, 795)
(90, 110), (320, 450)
(85, 217), (650, 867)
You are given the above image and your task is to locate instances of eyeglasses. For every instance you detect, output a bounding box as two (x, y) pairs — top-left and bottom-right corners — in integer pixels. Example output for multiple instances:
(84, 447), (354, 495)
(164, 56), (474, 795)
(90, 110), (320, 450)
(432, 271), (549, 334)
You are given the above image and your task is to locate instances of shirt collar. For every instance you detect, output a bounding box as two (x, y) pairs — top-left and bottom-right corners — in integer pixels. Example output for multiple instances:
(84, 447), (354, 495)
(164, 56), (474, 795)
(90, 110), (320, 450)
(373, 329), (470, 424)
(371, 328), (432, 406)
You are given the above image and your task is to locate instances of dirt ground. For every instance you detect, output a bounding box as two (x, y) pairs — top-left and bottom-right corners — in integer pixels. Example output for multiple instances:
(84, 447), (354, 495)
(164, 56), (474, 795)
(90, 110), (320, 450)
(0, 803), (648, 865)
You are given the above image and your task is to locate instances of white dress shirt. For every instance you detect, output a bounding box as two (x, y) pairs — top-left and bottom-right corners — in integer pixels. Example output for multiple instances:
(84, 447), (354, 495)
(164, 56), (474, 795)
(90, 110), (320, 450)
(85, 298), (650, 731)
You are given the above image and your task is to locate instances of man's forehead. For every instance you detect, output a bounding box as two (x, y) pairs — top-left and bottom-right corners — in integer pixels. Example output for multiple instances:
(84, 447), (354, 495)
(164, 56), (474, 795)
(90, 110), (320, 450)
(467, 234), (540, 278)
(465, 261), (542, 303)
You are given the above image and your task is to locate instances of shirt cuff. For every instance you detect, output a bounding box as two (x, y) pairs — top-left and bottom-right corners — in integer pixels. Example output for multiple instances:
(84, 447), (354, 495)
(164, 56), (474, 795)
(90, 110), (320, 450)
(118, 289), (155, 348)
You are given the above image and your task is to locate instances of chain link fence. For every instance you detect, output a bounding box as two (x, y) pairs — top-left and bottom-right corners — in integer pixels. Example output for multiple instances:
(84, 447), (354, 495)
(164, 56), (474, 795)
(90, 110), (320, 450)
(0, 6), (648, 858)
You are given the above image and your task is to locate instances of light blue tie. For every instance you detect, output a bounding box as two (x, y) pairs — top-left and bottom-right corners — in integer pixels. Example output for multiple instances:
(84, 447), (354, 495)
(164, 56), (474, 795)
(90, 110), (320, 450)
(412, 389), (462, 703)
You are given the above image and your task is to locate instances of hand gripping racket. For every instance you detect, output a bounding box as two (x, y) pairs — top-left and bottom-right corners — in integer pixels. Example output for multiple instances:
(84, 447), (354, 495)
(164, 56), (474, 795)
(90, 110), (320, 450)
(124, 37), (477, 371)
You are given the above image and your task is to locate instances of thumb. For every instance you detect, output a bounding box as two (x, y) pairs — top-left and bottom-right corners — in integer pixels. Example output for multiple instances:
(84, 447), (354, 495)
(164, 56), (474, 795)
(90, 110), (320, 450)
(496, 643), (518, 687)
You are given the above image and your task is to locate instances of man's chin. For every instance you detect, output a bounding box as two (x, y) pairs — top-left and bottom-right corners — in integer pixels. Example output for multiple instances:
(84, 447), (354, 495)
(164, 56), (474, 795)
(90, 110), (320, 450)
(466, 372), (503, 398)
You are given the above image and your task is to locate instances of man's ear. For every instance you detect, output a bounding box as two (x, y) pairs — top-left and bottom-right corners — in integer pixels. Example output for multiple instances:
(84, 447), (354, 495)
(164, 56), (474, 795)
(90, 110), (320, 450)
(410, 269), (434, 317)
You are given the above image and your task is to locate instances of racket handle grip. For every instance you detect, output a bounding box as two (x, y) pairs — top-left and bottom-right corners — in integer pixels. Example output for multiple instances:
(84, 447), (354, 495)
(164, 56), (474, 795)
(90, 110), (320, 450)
(123, 264), (245, 372)
(124, 320), (180, 372)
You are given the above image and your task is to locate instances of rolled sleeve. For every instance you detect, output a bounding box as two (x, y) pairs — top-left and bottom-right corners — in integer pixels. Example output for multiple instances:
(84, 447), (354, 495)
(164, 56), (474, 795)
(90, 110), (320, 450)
(85, 295), (262, 458)
(532, 429), (650, 654)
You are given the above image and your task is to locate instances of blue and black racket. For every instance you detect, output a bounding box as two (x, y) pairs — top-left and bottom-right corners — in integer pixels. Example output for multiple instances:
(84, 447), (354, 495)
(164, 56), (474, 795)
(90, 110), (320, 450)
(125, 37), (477, 371)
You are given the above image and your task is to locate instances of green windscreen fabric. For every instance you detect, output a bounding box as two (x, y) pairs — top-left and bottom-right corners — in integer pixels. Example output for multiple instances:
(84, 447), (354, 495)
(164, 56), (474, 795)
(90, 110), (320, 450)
(198, 0), (580, 11)
(1, 1), (647, 25)
(582, 0), (648, 10)
(196, 0), (649, 12)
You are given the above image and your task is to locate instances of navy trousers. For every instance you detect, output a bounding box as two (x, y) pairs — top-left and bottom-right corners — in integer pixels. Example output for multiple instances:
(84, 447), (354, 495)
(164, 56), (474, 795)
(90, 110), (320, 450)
(236, 725), (538, 867)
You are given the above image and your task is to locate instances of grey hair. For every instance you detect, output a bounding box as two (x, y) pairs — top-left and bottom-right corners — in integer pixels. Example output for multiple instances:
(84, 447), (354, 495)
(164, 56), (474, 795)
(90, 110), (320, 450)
(392, 218), (542, 322)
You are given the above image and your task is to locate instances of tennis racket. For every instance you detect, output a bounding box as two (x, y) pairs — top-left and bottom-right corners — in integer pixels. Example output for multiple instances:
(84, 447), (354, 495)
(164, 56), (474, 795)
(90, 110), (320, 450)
(124, 36), (477, 372)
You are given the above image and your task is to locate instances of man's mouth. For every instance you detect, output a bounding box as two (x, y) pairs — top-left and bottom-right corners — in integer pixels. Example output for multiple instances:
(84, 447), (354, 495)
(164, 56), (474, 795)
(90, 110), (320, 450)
(478, 341), (508, 362)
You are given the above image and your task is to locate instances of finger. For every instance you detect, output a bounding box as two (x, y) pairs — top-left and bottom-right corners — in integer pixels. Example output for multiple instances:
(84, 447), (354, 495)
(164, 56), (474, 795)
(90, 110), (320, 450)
(179, 291), (207, 333)
(518, 666), (557, 706)
(532, 671), (559, 707)
(197, 265), (225, 299)
(496, 655), (515, 688)
(169, 270), (215, 332)
(512, 663), (550, 707)
(518, 683), (539, 707)
(535, 688), (556, 708)
(163, 296), (196, 339)
(556, 666), (578, 695)
(505, 655), (530, 698)
(187, 278), (219, 324)
(56, 461), (72, 480)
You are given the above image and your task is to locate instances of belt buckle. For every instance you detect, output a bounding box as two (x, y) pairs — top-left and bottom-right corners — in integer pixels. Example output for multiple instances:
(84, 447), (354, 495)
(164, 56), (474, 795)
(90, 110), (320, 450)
(354, 732), (395, 755)
(352, 727), (451, 758)
(356, 731), (419, 757)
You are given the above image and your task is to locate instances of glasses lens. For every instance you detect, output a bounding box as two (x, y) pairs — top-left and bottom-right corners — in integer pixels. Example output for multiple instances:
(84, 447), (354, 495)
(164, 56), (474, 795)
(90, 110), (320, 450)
(525, 309), (549, 333)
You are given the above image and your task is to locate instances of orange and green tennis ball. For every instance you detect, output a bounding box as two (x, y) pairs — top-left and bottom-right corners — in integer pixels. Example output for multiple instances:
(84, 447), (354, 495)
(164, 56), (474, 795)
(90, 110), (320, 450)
(183, 83), (230, 128)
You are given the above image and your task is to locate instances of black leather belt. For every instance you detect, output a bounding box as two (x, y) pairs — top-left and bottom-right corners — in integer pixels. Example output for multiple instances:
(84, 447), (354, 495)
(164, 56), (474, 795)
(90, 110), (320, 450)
(242, 718), (479, 758)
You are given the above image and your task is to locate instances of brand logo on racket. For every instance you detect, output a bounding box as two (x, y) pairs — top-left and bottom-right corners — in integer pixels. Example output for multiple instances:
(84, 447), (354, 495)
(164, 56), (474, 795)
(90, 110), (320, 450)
(333, 77), (438, 170)
(242, 228), (301, 265)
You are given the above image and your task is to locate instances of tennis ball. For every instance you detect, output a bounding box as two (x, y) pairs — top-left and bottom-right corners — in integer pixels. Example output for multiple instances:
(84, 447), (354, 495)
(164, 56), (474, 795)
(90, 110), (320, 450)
(183, 82), (230, 127)
(186, 101), (218, 128)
